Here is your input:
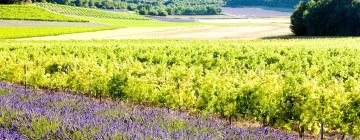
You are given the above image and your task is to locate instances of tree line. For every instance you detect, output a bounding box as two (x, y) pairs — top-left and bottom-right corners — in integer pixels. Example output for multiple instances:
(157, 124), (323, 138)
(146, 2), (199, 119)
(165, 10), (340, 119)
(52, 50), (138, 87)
(225, 0), (304, 8)
(291, 0), (360, 36)
(0, 0), (223, 16)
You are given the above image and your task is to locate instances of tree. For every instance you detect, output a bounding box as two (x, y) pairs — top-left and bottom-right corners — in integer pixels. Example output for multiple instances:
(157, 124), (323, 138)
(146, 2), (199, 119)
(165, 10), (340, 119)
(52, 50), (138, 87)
(226, 0), (305, 8)
(74, 0), (81, 7)
(148, 8), (158, 16)
(290, 1), (308, 36)
(89, 0), (94, 8)
(158, 8), (168, 16)
(207, 6), (222, 15)
(0, 0), (19, 4)
(139, 7), (148, 15)
(291, 0), (360, 36)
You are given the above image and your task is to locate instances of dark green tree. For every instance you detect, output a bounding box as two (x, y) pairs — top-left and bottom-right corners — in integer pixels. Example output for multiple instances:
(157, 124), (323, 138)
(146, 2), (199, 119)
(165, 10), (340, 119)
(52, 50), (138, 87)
(291, 0), (360, 36)
(290, 1), (308, 36)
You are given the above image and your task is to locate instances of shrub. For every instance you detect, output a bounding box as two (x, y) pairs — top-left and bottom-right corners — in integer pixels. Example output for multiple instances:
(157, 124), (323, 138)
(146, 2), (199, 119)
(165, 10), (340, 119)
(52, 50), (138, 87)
(108, 74), (127, 99)
(290, 1), (308, 36)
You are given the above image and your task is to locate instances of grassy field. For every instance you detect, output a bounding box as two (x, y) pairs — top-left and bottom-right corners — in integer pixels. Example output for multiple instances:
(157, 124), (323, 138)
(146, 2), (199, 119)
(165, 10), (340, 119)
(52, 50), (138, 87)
(0, 39), (359, 138)
(0, 5), (85, 22)
(36, 3), (149, 20)
(0, 26), (116, 39)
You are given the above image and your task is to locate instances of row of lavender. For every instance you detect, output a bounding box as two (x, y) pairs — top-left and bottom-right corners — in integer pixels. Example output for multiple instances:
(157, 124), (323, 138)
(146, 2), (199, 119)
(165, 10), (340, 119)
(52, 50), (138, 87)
(0, 82), (299, 139)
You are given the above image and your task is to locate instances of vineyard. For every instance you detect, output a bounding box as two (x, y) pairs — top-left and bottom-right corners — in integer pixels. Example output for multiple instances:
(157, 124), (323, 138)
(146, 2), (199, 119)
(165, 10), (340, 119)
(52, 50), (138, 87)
(0, 39), (359, 138)
(36, 3), (149, 20)
(0, 5), (85, 22)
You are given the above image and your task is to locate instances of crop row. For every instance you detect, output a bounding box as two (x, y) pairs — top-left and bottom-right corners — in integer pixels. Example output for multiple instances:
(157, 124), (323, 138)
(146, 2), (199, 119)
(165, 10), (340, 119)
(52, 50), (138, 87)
(0, 39), (359, 138)
(0, 5), (85, 22)
(0, 82), (298, 139)
(36, 3), (149, 20)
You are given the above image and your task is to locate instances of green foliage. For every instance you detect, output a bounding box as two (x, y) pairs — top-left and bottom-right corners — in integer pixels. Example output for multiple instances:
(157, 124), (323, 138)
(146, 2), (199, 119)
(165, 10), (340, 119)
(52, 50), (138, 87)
(38, 0), (222, 16)
(226, 0), (304, 8)
(0, 0), (18, 4)
(1, 39), (360, 137)
(342, 93), (360, 137)
(0, 5), (85, 22)
(0, 89), (7, 95)
(36, 3), (149, 20)
(20, 117), (61, 139)
(124, 0), (223, 16)
(2, 0), (223, 16)
(291, 0), (360, 36)
(290, 1), (307, 36)
(108, 74), (127, 99)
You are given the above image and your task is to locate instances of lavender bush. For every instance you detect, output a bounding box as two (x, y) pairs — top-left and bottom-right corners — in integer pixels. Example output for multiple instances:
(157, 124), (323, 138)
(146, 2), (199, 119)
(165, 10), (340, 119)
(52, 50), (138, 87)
(0, 82), (299, 139)
(0, 127), (26, 140)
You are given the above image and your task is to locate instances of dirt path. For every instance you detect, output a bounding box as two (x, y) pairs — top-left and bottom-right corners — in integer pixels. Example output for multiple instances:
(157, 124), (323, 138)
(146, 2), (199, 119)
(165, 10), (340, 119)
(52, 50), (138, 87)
(24, 23), (292, 40)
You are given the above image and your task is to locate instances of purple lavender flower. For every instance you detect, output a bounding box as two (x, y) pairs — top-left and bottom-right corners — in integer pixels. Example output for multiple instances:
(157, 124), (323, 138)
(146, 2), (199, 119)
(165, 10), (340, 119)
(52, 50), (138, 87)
(0, 82), (300, 140)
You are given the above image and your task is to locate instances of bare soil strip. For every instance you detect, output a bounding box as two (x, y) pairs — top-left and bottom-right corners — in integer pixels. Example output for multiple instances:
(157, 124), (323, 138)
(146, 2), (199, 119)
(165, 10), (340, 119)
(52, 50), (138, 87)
(24, 23), (292, 40)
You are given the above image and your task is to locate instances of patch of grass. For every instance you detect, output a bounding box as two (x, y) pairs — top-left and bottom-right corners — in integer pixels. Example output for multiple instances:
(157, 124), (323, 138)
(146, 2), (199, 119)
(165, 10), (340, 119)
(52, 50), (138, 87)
(0, 26), (117, 39)
(0, 5), (85, 22)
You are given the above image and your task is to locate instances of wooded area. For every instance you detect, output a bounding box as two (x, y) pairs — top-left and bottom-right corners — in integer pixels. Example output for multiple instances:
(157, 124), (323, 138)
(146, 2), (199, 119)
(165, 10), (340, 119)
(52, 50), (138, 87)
(225, 0), (303, 8)
(291, 0), (360, 36)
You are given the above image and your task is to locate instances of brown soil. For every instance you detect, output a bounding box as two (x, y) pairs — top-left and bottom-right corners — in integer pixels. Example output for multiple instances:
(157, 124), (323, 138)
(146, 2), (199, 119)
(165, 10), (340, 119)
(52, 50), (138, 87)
(23, 23), (292, 40)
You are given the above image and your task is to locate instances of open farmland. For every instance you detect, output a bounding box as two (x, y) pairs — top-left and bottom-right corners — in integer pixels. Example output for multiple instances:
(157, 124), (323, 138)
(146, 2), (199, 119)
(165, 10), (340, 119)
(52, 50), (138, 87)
(0, 39), (360, 138)
(1, 0), (360, 139)
(25, 23), (291, 40)
(0, 5), (85, 22)
(36, 3), (149, 20)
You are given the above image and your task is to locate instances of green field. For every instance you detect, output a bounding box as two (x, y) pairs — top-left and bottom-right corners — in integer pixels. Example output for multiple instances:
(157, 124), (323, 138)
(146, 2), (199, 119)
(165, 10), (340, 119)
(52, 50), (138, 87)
(0, 26), (117, 39)
(0, 38), (359, 137)
(0, 3), (220, 39)
(36, 3), (149, 20)
(0, 5), (85, 22)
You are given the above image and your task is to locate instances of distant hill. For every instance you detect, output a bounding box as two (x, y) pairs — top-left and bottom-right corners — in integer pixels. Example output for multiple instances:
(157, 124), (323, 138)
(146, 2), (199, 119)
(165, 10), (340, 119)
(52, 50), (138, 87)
(225, 0), (305, 8)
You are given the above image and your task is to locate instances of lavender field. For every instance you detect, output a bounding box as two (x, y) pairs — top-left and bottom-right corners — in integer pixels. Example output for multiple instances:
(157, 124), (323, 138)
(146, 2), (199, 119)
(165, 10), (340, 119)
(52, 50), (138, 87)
(0, 82), (299, 139)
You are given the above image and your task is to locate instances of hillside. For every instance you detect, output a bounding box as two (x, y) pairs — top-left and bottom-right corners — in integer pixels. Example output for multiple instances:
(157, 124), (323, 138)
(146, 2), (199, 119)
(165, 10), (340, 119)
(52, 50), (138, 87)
(0, 5), (85, 22)
(36, 3), (149, 20)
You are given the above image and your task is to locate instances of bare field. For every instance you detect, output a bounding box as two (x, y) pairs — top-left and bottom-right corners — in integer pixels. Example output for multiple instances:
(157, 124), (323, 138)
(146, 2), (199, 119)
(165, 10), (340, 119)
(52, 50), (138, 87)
(222, 7), (293, 18)
(24, 23), (292, 40)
